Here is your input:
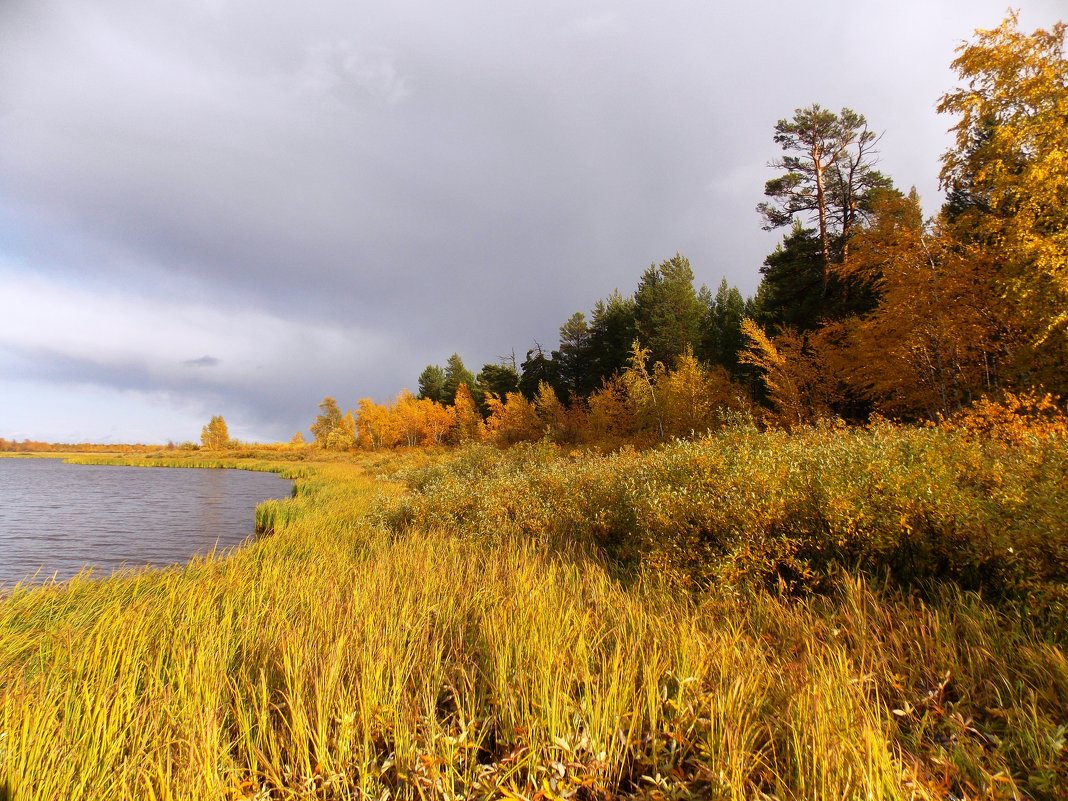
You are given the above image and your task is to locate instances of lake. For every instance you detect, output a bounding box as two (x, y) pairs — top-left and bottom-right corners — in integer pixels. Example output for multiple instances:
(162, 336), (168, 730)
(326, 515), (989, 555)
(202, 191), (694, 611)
(0, 458), (293, 586)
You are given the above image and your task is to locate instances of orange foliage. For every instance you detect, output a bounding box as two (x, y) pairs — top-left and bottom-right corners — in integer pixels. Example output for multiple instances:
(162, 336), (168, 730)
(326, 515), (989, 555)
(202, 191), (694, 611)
(740, 320), (835, 428)
(831, 191), (1006, 418)
(485, 392), (541, 446)
(451, 384), (484, 444)
(939, 391), (1067, 444)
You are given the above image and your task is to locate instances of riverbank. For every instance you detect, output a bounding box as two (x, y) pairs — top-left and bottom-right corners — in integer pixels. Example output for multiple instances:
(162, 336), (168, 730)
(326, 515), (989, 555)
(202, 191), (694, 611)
(1, 432), (1065, 799)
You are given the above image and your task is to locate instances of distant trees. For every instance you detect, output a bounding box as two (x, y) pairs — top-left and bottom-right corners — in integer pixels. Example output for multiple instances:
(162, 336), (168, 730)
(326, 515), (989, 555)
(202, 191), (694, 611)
(585, 291), (638, 387)
(442, 354), (478, 405)
(477, 362), (521, 400)
(702, 278), (748, 373)
(314, 15), (1064, 443)
(200, 416), (230, 450)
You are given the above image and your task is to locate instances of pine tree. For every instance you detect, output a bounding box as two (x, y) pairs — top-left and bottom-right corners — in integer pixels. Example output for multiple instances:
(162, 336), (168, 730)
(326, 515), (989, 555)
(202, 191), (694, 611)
(701, 278), (747, 372)
(585, 291), (637, 389)
(633, 253), (705, 368)
(442, 354), (478, 405)
(417, 365), (447, 404)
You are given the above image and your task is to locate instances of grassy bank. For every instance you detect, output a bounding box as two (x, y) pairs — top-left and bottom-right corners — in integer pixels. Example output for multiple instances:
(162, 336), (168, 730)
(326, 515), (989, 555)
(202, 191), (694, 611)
(0, 430), (1065, 799)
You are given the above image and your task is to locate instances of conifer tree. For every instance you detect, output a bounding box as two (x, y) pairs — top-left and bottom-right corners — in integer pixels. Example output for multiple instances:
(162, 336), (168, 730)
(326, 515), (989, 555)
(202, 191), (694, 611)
(417, 365), (447, 404)
(633, 253), (705, 368)
(585, 291), (637, 389)
(442, 354), (478, 405)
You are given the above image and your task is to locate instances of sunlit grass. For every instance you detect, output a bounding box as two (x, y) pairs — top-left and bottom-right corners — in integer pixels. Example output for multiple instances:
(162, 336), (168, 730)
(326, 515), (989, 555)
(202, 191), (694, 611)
(1, 433), (1065, 799)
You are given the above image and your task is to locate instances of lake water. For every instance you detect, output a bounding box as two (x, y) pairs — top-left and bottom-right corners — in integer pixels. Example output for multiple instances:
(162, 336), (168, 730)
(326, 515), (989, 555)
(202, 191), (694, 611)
(0, 458), (293, 586)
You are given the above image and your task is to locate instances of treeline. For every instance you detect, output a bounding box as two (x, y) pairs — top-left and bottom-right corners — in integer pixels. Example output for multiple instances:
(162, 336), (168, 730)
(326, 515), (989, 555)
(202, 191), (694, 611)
(293, 14), (1065, 451)
(0, 439), (162, 454)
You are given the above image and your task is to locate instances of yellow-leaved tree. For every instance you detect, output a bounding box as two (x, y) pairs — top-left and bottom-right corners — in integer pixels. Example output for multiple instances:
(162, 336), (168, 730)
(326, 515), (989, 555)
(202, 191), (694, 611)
(659, 346), (748, 438)
(451, 384), (484, 444)
(484, 392), (541, 446)
(417, 398), (454, 447)
(938, 13), (1068, 386)
(832, 190), (1007, 417)
(311, 397), (356, 450)
(739, 320), (835, 428)
(355, 398), (398, 450)
(585, 374), (636, 445)
(200, 415), (230, 450)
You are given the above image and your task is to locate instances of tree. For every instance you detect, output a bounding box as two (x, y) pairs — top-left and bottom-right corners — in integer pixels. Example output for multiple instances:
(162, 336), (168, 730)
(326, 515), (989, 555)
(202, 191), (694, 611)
(621, 341), (667, 441)
(393, 391), (427, 448)
(938, 13), (1068, 381)
(832, 190), (1008, 417)
(354, 398), (395, 450)
(585, 291), (638, 388)
(477, 362), (521, 401)
(585, 374), (637, 443)
(755, 222), (826, 332)
(418, 398), (455, 446)
(417, 365), (447, 404)
(451, 384), (483, 444)
(518, 344), (560, 401)
(758, 105), (892, 293)
(701, 278), (747, 372)
(484, 392), (541, 446)
(633, 253), (706, 368)
(200, 415), (230, 449)
(442, 354), (478, 405)
(311, 396), (354, 450)
(658, 346), (750, 438)
(289, 432), (306, 446)
(552, 312), (593, 397)
(533, 380), (569, 441)
(739, 320), (835, 428)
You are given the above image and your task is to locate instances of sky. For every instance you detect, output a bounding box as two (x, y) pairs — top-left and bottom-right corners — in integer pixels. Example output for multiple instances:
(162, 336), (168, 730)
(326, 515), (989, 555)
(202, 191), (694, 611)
(1, 1), (1063, 444)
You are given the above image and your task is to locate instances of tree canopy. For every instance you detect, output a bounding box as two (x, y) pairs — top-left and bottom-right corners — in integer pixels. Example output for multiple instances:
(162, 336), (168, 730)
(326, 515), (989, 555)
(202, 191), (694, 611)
(938, 12), (1068, 389)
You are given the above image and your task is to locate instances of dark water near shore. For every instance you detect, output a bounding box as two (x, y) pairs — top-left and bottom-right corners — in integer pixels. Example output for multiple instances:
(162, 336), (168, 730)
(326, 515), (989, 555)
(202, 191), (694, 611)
(0, 458), (292, 586)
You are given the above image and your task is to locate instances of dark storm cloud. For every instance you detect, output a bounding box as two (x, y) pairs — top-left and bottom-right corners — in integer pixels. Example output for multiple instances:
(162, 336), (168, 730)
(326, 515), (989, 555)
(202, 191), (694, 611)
(0, 0), (1064, 440)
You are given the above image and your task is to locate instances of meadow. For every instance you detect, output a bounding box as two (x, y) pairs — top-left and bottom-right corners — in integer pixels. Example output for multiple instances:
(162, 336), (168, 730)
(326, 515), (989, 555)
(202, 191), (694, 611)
(0, 420), (1065, 800)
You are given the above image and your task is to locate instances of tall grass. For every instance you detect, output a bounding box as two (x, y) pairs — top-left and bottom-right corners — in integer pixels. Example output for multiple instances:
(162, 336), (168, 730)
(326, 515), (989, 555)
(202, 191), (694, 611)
(0, 432), (1065, 799)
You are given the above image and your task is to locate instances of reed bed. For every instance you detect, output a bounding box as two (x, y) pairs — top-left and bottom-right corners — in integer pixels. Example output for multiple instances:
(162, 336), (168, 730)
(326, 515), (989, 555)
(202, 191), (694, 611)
(0, 431), (1065, 800)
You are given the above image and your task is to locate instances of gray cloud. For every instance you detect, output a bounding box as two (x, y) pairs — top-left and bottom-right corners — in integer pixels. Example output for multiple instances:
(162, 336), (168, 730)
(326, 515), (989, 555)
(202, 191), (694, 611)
(0, 0), (1064, 441)
(183, 356), (220, 368)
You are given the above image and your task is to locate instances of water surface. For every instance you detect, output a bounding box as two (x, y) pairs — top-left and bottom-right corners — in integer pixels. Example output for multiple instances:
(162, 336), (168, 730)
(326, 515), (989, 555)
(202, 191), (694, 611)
(0, 458), (292, 586)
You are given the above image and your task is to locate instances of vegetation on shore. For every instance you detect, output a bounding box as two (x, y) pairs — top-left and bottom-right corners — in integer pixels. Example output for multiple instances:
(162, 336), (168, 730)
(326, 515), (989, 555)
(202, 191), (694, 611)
(0, 13), (1065, 800)
(2, 411), (1066, 800)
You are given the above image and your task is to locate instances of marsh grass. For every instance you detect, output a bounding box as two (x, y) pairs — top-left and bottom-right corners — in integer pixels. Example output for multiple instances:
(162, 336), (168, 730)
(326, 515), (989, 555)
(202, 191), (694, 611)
(0, 435), (1065, 799)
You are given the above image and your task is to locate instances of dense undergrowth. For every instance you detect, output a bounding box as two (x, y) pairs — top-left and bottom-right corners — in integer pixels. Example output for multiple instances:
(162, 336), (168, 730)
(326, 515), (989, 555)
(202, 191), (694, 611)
(386, 421), (1068, 612)
(0, 425), (1065, 799)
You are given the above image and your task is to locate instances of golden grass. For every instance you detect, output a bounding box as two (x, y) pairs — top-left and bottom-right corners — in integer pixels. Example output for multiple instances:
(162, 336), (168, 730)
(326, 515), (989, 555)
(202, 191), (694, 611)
(0, 442), (1065, 799)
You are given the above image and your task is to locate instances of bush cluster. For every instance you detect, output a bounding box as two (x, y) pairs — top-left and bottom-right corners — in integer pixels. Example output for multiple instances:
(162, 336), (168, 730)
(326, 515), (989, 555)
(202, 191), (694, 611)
(386, 421), (1068, 606)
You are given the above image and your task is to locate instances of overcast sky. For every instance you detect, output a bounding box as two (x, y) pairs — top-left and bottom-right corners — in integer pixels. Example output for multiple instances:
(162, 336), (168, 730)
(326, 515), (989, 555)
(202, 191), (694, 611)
(1, 1), (1062, 443)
